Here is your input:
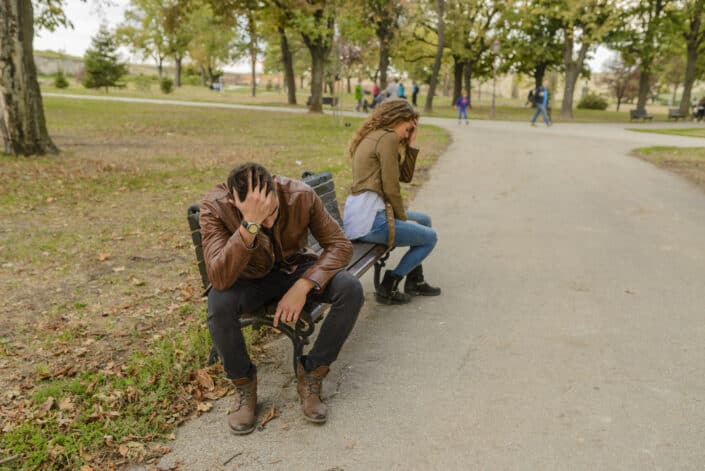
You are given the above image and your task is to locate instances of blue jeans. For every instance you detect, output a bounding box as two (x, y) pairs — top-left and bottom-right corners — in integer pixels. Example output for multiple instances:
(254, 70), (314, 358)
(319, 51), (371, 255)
(531, 104), (551, 125)
(458, 109), (468, 121)
(357, 210), (437, 277)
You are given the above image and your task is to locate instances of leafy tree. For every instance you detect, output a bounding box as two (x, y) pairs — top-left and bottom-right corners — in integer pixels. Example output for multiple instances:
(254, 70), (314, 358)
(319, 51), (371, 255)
(499, 0), (564, 89)
(0, 0), (59, 155)
(364, 0), (405, 89)
(600, 53), (639, 110)
(116, 0), (170, 79)
(610, 0), (677, 113)
(187, 0), (234, 87)
(445, 0), (502, 105)
(83, 26), (128, 92)
(424, 0), (446, 112)
(550, 0), (620, 118)
(678, 0), (705, 115)
(271, 0), (337, 112)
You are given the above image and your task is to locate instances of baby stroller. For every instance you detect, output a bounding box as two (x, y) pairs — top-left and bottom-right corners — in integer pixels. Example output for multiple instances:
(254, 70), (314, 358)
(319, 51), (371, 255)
(693, 104), (705, 122)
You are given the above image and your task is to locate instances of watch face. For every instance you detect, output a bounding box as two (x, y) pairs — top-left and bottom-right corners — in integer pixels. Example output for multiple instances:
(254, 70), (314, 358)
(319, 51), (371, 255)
(246, 223), (260, 234)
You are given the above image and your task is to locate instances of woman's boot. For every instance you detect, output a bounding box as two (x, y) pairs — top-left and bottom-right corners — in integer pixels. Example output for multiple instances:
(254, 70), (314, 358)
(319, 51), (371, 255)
(376, 270), (412, 304)
(404, 265), (441, 296)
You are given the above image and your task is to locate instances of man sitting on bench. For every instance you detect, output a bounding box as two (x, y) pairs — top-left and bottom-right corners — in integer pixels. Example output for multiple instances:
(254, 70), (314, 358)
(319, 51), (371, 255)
(200, 162), (364, 434)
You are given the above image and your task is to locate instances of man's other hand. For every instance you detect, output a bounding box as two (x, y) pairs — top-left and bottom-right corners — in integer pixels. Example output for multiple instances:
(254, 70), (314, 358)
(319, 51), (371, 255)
(273, 278), (316, 327)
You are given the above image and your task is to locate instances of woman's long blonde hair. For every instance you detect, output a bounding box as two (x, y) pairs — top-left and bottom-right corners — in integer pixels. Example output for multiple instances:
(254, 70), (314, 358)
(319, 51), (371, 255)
(349, 99), (419, 157)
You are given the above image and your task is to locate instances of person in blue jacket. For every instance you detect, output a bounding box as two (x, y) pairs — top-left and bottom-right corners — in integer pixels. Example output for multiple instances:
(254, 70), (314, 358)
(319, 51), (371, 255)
(531, 80), (552, 127)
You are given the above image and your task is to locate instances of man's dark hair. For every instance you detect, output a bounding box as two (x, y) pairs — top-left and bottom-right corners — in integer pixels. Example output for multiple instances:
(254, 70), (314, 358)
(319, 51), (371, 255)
(227, 162), (274, 202)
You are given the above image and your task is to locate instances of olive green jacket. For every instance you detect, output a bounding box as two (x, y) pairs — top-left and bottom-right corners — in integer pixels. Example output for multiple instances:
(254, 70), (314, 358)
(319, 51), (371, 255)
(349, 129), (419, 221)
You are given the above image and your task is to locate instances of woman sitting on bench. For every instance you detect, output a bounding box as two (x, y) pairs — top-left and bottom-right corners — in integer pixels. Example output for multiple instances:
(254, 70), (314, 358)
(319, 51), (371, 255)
(343, 99), (442, 305)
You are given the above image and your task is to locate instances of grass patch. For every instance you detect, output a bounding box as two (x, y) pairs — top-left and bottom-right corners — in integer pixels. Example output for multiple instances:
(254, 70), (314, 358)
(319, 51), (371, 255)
(628, 127), (705, 139)
(0, 96), (450, 468)
(43, 80), (674, 124)
(632, 146), (705, 191)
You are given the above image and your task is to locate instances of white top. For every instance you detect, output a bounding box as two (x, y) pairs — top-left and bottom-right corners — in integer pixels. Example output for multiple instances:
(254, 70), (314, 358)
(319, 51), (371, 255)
(343, 191), (385, 240)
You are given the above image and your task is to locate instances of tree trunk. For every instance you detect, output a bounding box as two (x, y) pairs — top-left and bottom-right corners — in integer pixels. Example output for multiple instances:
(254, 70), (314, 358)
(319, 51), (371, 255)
(452, 55), (463, 106)
(250, 51), (257, 97)
(174, 55), (182, 87)
(463, 60), (472, 99)
(200, 65), (207, 87)
(424, 0), (445, 113)
(157, 58), (163, 80)
(616, 96), (621, 111)
(378, 37), (390, 89)
(346, 76), (351, 94)
(279, 27), (297, 105)
(671, 83), (678, 106)
(561, 28), (589, 119)
(247, 12), (257, 98)
(534, 62), (546, 89)
(300, 74), (305, 90)
(0, 0), (58, 156)
(636, 69), (650, 113)
(207, 65), (214, 86)
(680, 42), (699, 116)
(308, 48), (326, 112)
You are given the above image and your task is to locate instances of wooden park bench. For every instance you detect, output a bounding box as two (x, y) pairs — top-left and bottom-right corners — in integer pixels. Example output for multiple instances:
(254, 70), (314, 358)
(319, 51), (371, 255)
(306, 96), (339, 107)
(667, 108), (686, 121)
(187, 171), (392, 374)
(629, 109), (653, 121)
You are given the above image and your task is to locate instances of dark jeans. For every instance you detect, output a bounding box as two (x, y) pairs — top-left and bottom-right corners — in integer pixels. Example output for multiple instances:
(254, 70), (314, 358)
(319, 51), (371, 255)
(207, 263), (364, 380)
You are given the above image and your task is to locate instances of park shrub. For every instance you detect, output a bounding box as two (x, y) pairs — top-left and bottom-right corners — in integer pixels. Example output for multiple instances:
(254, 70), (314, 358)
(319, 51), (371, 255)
(132, 74), (153, 92)
(160, 77), (174, 94)
(54, 70), (69, 89)
(577, 93), (608, 110)
(182, 75), (202, 86)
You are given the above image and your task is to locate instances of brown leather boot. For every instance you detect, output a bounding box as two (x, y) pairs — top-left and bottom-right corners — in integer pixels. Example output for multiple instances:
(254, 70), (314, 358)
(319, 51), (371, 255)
(296, 359), (329, 423)
(228, 373), (257, 435)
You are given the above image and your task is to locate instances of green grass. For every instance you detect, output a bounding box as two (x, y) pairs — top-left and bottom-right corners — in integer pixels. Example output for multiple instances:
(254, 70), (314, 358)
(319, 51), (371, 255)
(41, 78), (674, 124)
(632, 146), (705, 191)
(628, 127), (705, 139)
(1, 317), (213, 469)
(0, 96), (451, 469)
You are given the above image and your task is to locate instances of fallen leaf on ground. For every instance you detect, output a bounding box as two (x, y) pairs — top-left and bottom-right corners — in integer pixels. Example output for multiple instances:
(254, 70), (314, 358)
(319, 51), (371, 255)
(195, 369), (214, 391)
(58, 397), (74, 411)
(97, 252), (111, 261)
(260, 404), (278, 428)
(196, 402), (213, 412)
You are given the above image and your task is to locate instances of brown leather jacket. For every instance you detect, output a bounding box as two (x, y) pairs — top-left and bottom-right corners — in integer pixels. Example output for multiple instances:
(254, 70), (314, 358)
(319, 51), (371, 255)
(200, 176), (353, 291)
(349, 129), (419, 221)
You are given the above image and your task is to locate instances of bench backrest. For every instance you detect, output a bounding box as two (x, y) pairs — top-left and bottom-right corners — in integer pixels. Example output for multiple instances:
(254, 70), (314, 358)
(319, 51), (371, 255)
(187, 171), (342, 289)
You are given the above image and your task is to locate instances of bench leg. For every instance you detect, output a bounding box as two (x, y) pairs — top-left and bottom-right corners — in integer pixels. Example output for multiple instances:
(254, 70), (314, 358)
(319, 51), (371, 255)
(373, 251), (392, 291)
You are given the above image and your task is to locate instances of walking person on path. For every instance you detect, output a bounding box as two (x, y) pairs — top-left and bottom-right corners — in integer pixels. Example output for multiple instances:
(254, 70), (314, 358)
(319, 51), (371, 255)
(200, 163), (364, 434)
(343, 100), (441, 305)
(411, 81), (420, 107)
(397, 81), (406, 99)
(531, 80), (552, 127)
(455, 92), (471, 125)
(354, 81), (364, 112)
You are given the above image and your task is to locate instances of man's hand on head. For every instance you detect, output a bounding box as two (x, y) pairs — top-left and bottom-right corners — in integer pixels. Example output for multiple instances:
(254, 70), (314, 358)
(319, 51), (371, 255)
(228, 170), (278, 224)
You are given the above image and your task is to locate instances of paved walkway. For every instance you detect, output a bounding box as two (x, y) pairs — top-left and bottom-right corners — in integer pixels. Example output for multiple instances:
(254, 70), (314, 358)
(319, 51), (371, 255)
(66, 93), (703, 470)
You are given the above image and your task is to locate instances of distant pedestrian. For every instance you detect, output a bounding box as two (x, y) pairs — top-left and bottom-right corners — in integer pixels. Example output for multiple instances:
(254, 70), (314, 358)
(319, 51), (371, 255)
(530, 80), (552, 127)
(412, 81), (420, 107)
(455, 93), (471, 125)
(354, 82), (363, 112)
(383, 77), (398, 101)
(397, 82), (406, 99)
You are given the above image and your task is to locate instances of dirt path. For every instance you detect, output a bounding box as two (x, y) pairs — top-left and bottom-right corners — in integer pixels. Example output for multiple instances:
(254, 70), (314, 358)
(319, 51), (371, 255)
(62, 100), (699, 471)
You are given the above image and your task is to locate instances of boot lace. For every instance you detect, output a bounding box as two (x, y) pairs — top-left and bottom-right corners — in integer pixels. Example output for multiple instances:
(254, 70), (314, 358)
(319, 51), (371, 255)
(233, 384), (255, 410)
(304, 375), (322, 397)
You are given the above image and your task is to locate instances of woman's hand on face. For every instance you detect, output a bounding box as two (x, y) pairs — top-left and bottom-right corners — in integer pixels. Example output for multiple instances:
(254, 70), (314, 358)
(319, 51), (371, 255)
(408, 119), (419, 144)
